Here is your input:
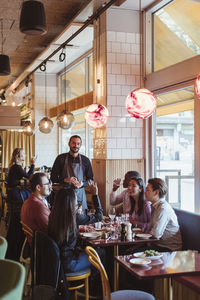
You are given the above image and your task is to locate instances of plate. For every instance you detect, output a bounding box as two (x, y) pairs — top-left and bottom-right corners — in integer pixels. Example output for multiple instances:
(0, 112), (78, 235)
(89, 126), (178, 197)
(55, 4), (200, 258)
(81, 232), (101, 239)
(134, 251), (163, 261)
(129, 258), (151, 266)
(136, 233), (152, 239)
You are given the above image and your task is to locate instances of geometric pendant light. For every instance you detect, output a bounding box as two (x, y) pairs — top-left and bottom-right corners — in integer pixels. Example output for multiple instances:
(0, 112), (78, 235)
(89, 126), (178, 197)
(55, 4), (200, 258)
(38, 63), (54, 134)
(125, 88), (157, 119)
(20, 0), (47, 35)
(0, 20), (10, 75)
(56, 47), (74, 129)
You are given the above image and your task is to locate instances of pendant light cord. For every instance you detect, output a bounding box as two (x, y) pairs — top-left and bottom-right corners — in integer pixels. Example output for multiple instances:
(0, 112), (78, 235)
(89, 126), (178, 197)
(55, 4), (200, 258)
(45, 67), (47, 116)
(64, 46), (67, 112)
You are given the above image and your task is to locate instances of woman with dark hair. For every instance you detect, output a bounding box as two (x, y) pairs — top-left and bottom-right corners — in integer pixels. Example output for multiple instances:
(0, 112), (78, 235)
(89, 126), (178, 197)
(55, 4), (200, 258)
(48, 181), (103, 273)
(129, 177), (151, 232)
(6, 147), (36, 260)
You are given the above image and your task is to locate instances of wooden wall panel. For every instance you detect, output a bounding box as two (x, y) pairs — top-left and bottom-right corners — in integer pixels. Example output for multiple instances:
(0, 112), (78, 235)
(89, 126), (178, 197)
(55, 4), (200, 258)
(92, 158), (144, 214)
(49, 91), (93, 118)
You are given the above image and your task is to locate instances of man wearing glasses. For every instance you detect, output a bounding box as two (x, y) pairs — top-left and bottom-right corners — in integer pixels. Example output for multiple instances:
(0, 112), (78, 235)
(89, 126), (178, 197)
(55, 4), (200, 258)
(21, 172), (52, 245)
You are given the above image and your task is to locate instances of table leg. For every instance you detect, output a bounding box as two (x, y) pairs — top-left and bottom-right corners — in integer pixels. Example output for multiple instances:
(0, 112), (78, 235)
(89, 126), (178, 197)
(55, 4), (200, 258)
(114, 245), (119, 291)
(154, 278), (172, 300)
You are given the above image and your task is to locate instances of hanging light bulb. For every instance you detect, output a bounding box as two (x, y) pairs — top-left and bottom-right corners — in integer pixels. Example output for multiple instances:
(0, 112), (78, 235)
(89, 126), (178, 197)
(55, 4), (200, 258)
(23, 121), (35, 136)
(0, 20), (10, 75)
(195, 73), (200, 98)
(56, 110), (74, 129)
(85, 104), (109, 128)
(56, 46), (75, 129)
(19, 0), (47, 35)
(38, 117), (54, 134)
(126, 88), (157, 119)
(11, 100), (16, 106)
(38, 63), (54, 134)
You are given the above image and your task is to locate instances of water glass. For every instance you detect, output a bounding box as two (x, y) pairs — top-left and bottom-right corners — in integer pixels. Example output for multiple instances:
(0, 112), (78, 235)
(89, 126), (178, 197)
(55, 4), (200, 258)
(108, 207), (116, 223)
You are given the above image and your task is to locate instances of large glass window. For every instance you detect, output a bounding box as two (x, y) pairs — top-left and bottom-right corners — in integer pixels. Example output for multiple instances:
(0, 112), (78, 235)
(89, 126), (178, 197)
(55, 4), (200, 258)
(60, 54), (93, 103)
(155, 87), (194, 211)
(154, 0), (200, 71)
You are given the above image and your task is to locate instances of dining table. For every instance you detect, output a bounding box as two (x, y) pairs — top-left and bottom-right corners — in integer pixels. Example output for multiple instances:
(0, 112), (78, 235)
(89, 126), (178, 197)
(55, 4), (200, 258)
(115, 250), (200, 300)
(80, 229), (158, 291)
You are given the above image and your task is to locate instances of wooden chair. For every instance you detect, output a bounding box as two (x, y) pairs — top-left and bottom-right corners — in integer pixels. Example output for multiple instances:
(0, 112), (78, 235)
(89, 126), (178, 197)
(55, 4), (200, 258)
(66, 268), (91, 300)
(20, 222), (33, 296)
(21, 221), (33, 241)
(85, 246), (155, 300)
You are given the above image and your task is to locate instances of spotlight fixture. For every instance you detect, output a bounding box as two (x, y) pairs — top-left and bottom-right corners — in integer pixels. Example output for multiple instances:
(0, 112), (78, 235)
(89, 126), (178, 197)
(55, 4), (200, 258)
(20, 0), (47, 35)
(38, 63), (54, 134)
(56, 47), (74, 129)
(0, 19), (11, 75)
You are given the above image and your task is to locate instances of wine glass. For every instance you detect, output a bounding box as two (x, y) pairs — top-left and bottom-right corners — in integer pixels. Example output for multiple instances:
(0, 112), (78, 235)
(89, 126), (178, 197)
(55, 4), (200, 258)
(108, 207), (116, 224)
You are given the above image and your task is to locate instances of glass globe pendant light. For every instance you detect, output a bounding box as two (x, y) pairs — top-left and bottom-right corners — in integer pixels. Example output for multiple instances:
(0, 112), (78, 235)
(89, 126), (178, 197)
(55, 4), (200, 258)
(85, 104), (109, 128)
(126, 88), (157, 119)
(56, 46), (74, 129)
(38, 63), (54, 134)
(23, 121), (35, 136)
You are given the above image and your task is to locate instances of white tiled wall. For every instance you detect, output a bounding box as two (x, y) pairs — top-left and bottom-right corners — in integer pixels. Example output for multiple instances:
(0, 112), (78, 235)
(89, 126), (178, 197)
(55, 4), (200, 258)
(106, 30), (143, 159)
(34, 73), (58, 168)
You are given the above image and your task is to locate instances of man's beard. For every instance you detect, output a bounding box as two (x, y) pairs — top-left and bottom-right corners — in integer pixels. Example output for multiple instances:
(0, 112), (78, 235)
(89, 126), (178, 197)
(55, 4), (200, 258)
(70, 147), (79, 153)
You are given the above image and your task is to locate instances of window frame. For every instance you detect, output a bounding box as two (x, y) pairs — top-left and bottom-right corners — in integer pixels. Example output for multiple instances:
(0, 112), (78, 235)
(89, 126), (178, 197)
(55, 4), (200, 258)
(144, 0), (200, 213)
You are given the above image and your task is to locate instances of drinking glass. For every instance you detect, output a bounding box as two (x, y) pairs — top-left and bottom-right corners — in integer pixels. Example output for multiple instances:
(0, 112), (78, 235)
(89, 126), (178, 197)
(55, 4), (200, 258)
(108, 207), (116, 224)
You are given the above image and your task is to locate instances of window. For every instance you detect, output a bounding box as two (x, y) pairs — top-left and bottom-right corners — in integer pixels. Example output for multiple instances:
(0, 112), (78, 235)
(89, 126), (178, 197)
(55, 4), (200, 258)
(155, 87), (194, 211)
(60, 54), (93, 103)
(153, 0), (200, 71)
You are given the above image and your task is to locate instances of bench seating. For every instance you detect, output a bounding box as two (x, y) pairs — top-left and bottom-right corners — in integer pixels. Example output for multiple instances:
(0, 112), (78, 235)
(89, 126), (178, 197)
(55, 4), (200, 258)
(173, 208), (200, 298)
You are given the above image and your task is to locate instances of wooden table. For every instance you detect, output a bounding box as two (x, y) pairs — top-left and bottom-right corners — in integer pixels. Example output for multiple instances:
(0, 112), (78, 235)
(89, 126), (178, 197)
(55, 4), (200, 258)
(85, 237), (158, 291)
(115, 250), (200, 299)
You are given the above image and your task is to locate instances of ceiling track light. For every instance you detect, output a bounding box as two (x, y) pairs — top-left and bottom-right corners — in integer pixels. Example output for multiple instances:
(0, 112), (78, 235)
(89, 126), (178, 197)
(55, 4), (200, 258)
(20, 0), (47, 36)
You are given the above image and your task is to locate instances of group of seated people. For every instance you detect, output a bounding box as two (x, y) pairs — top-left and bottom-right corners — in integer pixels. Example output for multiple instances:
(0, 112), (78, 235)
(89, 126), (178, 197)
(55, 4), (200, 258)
(110, 170), (182, 252)
(4, 146), (182, 298)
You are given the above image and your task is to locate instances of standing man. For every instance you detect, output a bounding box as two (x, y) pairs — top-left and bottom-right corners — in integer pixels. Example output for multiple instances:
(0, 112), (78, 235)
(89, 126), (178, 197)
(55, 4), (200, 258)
(51, 135), (93, 212)
(21, 172), (52, 245)
(145, 177), (182, 251)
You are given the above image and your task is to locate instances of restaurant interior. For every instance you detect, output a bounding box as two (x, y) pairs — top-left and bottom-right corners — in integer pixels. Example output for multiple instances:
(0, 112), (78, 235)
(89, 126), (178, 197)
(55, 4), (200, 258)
(0, 0), (200, 299)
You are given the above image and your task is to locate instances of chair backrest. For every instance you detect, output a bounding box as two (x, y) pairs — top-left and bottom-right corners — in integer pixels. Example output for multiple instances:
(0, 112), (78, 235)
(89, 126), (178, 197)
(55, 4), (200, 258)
(32, 231), (69, 300)
(21, 221), (33, 238)
(0, 236), (7, 259)
(32, 231), (60, 287)
(0, 258), (25, 300)
(85, 246), (111, 300)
